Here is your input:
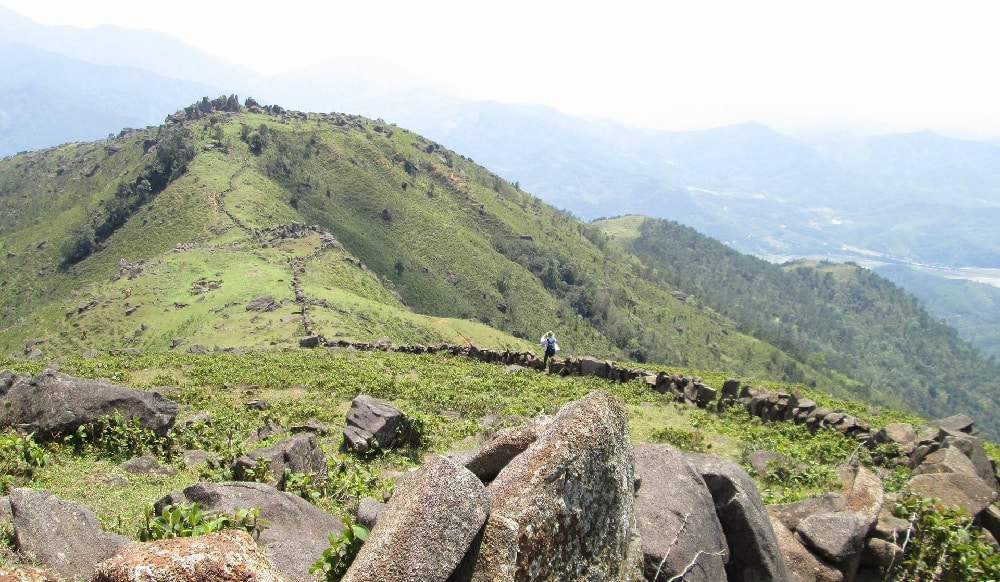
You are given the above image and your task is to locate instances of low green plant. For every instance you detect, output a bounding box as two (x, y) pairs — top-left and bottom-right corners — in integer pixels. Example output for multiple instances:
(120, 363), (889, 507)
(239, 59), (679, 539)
(324, 456), (393, 505)
(310, 518), (369, 581)
(892, 494), (1000, 580)
(138, 502), (266, 542)
(0, 430), (49, 493)
(65, 411), (174, 462)
(284, 469), (323, 503)
(648, 425), (710, 453)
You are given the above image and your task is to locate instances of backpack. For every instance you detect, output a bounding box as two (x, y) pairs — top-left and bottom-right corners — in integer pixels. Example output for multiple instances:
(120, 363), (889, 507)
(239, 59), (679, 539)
(545, 337), (556, 350)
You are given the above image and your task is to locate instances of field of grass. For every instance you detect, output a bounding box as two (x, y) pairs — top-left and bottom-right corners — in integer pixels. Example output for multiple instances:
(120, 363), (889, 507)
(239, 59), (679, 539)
(0, 348), (927, 545)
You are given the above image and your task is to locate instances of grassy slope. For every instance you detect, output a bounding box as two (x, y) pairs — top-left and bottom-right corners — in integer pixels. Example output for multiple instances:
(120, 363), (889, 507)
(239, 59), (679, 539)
(0, 107), (829, 397)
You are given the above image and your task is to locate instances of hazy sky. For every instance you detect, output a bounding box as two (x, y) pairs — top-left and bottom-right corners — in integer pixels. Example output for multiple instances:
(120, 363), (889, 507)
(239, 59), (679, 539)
(3, 0), (999, 136)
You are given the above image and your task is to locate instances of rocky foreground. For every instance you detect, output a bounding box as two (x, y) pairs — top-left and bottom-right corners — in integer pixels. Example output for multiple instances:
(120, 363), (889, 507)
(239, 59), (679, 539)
(0, 355), (996, 581)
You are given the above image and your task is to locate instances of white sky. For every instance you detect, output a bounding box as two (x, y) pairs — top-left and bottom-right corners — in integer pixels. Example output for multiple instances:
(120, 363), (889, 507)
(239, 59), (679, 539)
(3, 0), (999, 136)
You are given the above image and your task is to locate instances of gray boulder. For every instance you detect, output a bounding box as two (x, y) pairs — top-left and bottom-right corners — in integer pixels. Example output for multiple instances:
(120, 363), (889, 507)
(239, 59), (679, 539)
(155, 481), (342, 581)
(767, 493), (847, 532)
(232, 433), (326, 489)
(343, 395), (405, 453)
(460, 415), (553, 482)
(344, 455), (489, 581)
(0, 368), (179, 439)
(796, 512), (869, 564)
(906, 472), (998, 517)
(685, 452), (792, 582)
(9, 488), (131, 581)
(769, 516), (843, 582)
(634, 444), (728, 582)
(482, 390), (636, 580)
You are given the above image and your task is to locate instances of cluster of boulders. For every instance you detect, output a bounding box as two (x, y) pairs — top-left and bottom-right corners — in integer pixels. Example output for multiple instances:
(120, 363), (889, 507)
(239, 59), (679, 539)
(0, 355), (998, 580)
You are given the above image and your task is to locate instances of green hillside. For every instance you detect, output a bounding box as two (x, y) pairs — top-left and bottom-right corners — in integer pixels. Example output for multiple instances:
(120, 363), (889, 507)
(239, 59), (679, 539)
(1, 96), (997, 438)
(598, 215), (1000, 438)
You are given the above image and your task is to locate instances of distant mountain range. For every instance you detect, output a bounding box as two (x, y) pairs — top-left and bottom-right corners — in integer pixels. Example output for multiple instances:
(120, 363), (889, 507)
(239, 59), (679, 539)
(1, 5), (998, 359)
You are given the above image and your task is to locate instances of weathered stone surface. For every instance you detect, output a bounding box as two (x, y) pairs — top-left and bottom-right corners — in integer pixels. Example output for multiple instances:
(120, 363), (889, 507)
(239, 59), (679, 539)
(906, 472), (998, 516)
(460, 415), (553, 482)
(344, 455), (489, 582)
(154, 481), (342, 581)
(92, 529), (285, 581)
(685, 452), (792, 582)
(769, 516), (843, 582)
(343, 395), (405, 453)
(875, 423), (917, 453)
(931, 414), (976, 434)
(941, 434), (999, 488)
(232, 433), (326, 489)
(841, 465), (885, 533)
(355, 497), (385, 531)
(912, 446), (980, 477)
(119, 455), (177, 476)
(633, 444), (728, 582)
(0, 369), (178, 439)
(577, 356), (609, 378)
(796, 512), (870, 563)
(860, 537), (903, 569)
(767, 493), (847, 532)
(449, 511), (519, 582)
(9, 488), (130, 581)
(485, 390), (635, 581)
(0, 565), (63, 581)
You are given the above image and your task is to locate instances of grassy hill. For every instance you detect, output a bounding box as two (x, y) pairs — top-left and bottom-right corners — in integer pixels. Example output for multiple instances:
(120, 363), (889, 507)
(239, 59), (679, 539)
(596, 215), (1000, 438)
(1, 96), (997, 438)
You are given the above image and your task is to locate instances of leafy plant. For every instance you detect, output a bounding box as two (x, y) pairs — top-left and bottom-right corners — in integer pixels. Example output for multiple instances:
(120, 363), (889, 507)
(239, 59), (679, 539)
(64, 411), (173, 462)
(310, 518), (369, 581)
(138, 502), (266, 542)
(0, 430), (49, 493)
(892, 494), (1000, 580)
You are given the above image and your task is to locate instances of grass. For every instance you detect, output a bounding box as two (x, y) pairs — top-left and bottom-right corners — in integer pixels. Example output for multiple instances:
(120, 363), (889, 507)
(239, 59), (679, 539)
(0, 348), (933, 547)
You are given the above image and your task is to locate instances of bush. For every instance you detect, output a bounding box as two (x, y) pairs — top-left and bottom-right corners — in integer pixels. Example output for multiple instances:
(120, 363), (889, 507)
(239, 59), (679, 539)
(0, 430), (49, 493)
(893, 494), (1000, 580)
(138, 502), (266, 542)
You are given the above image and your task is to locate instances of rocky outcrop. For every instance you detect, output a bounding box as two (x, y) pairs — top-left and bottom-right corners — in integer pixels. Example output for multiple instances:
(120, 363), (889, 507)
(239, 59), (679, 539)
(0, 369), (179, 439)
(92, 529), (285, 581)
(232, 433), (326, 490)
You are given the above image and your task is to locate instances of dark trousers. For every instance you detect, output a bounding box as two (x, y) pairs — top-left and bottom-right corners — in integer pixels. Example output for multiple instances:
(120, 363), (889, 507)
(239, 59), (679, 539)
(544, 348), (555, 365)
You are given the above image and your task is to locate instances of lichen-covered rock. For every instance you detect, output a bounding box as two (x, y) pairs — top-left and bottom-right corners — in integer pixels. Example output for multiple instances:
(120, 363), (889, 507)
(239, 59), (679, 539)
(92, 529), (285, 581)
(344, 455), (489, 582)
(483, 390), (635, 581)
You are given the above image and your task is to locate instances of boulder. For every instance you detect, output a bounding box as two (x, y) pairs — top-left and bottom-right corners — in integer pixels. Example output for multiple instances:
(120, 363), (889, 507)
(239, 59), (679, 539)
(154, 481), (342, 581)
(459, 415), (553, 482)
(355, 497), (385, 531)
(767, 493), (847, 532)
(9, 488), (130, 581)
(577, 356), (609, 378)
(796, 511), (869, 563)
(0, 369), (178, 439)
(92, 529), (285, 581)
(232, 433), (326, 489)
(769, 516), (843, 582)
(344, 455), (489, 581)
(483, 390), (636, 580)
(633, 444), (728, 582)
(930, 414), (976, 434)
(685, 453), (792, 582)
(912, 446), (980, 477)
(448, 511), (519, 582)
(941, 434), (999, 489)
(906, 473), (998, 517)
(840, 464), (885, 532)
(343, 395), (405, 453)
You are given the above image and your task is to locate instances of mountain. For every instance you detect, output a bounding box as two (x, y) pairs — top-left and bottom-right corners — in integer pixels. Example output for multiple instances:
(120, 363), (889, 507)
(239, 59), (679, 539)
(596, 214), (1000, 434)
(2, 99), (999, 440)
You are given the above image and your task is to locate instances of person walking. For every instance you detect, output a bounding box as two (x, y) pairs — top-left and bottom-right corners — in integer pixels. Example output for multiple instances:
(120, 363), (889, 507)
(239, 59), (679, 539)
(540, 331), (559, 366)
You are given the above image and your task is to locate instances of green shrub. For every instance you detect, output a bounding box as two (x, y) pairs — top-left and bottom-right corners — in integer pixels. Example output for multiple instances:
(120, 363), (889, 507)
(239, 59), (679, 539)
(64, 411), (173, 462)
(893, 494), (1000, 580)
(311, 518), (369, 581)
(0, 430), (49, 493)
(138, 502), (266, 542)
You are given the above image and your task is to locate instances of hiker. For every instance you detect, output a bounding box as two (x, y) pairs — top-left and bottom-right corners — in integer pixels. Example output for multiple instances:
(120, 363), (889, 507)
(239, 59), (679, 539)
(540, 331), (559, 366)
